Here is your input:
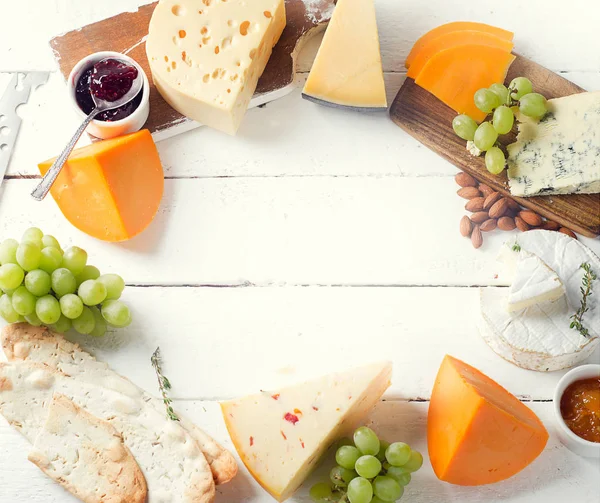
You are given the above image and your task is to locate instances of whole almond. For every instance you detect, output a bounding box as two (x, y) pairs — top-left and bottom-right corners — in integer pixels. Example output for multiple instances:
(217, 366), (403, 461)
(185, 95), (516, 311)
(519, 210), (543, 227)
(488, 198), (509, 219)
(506, 198), (520, 211)
(479, 184), (495, 198)
(465, 197), (485, 212)
(498, 216), (516, 231)
(541, 220), (560, 231)
(470, 211), (489, 224)
(457, 187), (481, 199)
(515, 216), (530, 232)
(483, 192), (502, 210)
(480, 219), (497, 232)
(460, 215), (473, 237)
(455, 172), (478, 188)
(559, 227), (578, 240)
(471, 225), (483, 249)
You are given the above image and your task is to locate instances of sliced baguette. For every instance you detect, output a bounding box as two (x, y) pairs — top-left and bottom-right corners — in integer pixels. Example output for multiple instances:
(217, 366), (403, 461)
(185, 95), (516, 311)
(2, 323), (237, 485)
(29, 393), (147, 503)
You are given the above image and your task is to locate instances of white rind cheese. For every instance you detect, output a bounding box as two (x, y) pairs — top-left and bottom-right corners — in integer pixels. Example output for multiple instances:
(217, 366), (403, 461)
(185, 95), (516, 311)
(507, 91), (600, 197)
(221, 362), (392, 501)
(147, 0), (286, 135)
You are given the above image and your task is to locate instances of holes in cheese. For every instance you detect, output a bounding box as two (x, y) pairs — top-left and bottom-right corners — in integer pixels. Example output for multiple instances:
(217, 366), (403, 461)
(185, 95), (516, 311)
(414, 45), (515, 122)
(37, 130), (164, 242)
(428, 356), (548, 486)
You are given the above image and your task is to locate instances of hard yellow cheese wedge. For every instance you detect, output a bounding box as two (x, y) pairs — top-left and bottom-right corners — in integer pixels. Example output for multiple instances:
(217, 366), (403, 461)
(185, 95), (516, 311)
(221, 362), (392, 501)
(302, 0), (387, 110)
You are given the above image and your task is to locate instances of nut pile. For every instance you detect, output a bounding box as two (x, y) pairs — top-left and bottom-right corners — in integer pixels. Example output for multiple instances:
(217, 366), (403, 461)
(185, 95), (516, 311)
(455, 172), (578, 249)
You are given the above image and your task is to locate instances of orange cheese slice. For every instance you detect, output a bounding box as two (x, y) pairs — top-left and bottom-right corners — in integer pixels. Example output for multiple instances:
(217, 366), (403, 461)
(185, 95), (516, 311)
(38, 130), (164, 242)
(428, 355), (548, 486)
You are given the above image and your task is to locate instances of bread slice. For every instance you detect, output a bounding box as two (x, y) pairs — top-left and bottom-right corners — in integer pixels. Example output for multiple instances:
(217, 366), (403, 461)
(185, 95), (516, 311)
(2, 323), (237, 485)
(0, 362), (215, 503)
(28, 393), (147, 503)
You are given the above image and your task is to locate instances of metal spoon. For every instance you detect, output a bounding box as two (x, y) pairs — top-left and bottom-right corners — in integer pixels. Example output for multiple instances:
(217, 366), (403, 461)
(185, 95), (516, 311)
(31, 58), (143, 201)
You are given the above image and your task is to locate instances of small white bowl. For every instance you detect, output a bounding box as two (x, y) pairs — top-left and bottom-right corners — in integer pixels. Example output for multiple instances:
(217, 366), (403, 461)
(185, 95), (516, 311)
(554, 364), (600, 458)
(67, 51), (150, 139)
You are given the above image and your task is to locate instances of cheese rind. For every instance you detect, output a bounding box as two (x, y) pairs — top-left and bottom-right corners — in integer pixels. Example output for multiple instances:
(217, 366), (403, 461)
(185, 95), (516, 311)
(146, 0), (286, 135)
(507, 91), (600, 196)
(221, 362), (392, 501)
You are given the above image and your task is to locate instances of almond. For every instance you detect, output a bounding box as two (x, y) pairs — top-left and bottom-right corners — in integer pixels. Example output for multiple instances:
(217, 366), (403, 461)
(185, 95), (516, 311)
(455, 172), (478, 188)
(488, 198), (509, 219)
(559, 227), (578, 240)
(460, 215), (473, 237)
(470, 211), (489, 224)
(480, 219), (497, 232)
(506, 198), (520, 211)
(457, 186), (481, 199)
(483, 192), (502, 210)
(498, 216), (516, 231)
(471, 225), (483, 249)
(515, 216), (530, 232)
(479, 184), (495, 198)
(519, 210), (543, 227)
(541, 220), (560, 231)
(465, 197), (485, 212)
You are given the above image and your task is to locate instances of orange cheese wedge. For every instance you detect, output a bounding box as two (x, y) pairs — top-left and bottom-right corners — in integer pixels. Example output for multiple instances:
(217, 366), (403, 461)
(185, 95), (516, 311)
(428, 355), (548, 486)
(414, 45), (515, 122)
(406, 21), (514, 69)
(39, 130), (164, 242)
(406, 31), (514, 79)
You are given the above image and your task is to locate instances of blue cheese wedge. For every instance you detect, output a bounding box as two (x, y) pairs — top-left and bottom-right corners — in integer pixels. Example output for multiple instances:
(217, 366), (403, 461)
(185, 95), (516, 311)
(507, 91), (600, 197)
(221, 362), (392, 501)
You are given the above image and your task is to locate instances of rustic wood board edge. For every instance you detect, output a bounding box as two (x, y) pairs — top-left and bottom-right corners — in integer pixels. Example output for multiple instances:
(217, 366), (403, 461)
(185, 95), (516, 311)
(389, 54), (600, 238)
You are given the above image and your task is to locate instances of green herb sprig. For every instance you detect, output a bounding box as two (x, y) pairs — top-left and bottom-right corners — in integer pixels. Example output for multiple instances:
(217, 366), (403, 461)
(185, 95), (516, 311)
(151, 347), (179, 421)
(570, 263), (596, 338)
(512, 242), (521, 252)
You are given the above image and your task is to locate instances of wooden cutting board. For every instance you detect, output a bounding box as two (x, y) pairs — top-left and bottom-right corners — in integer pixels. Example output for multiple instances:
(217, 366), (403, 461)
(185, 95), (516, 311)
(50, 0), (334, 141)
(390, 55), (600, 238)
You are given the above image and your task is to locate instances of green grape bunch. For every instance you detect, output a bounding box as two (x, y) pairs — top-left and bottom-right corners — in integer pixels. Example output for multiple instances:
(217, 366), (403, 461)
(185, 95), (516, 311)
(310, 426), (424, 503)
(0, 228), (131, 337)
(452, 77), (549, 175)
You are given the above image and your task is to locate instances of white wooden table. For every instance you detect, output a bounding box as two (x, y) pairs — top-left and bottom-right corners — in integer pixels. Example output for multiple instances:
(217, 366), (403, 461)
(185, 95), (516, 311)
(1, 1), (599, 501)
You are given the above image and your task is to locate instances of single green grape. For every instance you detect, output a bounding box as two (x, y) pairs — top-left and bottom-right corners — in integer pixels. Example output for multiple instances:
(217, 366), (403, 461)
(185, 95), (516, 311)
(474, 88), (500, 113)
(0, 294), (20, 323)
(36, 295), (61, 325)
(336, 445), (361, 470)
(519, 92), (547, 118)
(402, 450), (424, 473)
(24, 311), (43, 327)
(347, 477), (373, 503)
(101, 300), (132, 328)
(59, 293), (84, 320)
(509, 77), (533, 100)
(98, 274), (125, 300)
(386, 466), (411, 485)
(22, 227), (43, 248)
(51, 268), (77, 297)
(11, 286), (36, 316)
(52, 314), (72, 334)
(309, 483), (333, 503)
(39, 247), (63, 274)
(330, 466), (357, 487)
(41, 235), (63, 253)
(492, 105), (515, 135)
(485, 147), (506, 175)
(72, 306), (96, 335)
(76, 265), (101, 286)
(0, 238), (19, 265)
(452, 114), (478, 141)
(373, 476), (403, 502)
(370, 498), (386, 503)
(89, 306), (107, 337)
(385, 442), (411, 467)
(488, 83), (509, 105)
(78, 279), (107, 306)
(24, 269), (51, 297)
(16, 242), (41, 272)
(354, 427), (380, 456)
(473, 122), (498, 152)
(62, 246), (88, 275)
(0, 263), (25, 291)
(355, 455), (382, 479)
(376, 440), (390, 462)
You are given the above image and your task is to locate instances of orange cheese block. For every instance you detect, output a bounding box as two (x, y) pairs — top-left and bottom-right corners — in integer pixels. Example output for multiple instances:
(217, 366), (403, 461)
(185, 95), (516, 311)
(39, 130), (164, 242)
(414, 45), (516, 122)
(406, 21), (514, 69)
(406, 30), (514, 79)
(428, 355), (548, 486)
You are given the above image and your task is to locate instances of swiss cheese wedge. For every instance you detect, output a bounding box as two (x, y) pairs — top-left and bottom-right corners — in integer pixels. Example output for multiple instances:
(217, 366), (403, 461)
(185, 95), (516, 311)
(221, 362), (392, 501)
(428, 356), (548, 485)
(302, 0), (387, 110)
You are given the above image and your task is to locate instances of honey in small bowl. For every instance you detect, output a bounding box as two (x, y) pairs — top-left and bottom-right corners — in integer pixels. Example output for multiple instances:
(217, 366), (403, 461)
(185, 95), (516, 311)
(560, 377), (600, 443)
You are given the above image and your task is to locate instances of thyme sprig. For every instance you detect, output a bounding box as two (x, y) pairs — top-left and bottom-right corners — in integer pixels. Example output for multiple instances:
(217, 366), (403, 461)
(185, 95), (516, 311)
(151, 347), (179, 421)
(570, 263), (596, 338)
(512, 242), (521, 252)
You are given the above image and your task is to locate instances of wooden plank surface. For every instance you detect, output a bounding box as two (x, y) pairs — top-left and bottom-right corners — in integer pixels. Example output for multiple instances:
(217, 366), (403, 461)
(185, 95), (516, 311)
(390, 55), (600, 237)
